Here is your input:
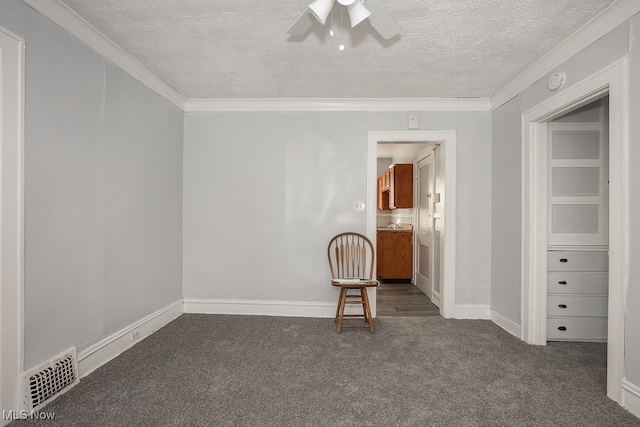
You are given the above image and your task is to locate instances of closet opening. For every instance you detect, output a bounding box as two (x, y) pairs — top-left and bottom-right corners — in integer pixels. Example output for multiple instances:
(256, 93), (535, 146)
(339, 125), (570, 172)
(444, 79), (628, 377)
(521, 59), (627, 403)
(545, 97), (609, 343)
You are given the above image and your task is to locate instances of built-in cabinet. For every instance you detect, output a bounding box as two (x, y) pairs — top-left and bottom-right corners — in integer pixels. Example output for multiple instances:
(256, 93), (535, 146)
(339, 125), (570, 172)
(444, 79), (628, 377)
(547, 249), (608, 341)
(377, 164), (413, 210)
(376, 230), (412, 280)
(546, 119), (609, 342)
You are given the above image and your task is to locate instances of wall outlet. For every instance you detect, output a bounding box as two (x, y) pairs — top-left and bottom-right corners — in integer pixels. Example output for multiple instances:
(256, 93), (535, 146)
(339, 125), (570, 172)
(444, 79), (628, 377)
(130, 329), (140, 341)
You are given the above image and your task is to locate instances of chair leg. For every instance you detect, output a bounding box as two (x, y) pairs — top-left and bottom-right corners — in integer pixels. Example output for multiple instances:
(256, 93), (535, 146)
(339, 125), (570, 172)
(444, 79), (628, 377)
(337, 288), (347, 334)
(362, 288), (374, 334)
(335, 288), (344, 323)
(360, 288), (369, 323)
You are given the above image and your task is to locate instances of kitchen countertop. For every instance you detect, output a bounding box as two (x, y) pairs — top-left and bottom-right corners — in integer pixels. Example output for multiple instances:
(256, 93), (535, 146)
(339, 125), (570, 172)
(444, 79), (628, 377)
(376, 227), (413, 233)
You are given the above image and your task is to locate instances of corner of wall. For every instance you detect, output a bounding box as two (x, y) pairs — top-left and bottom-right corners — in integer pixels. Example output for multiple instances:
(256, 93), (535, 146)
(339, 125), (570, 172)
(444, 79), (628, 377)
(490, 309), (522, 339)
(77, 300), (183, 378)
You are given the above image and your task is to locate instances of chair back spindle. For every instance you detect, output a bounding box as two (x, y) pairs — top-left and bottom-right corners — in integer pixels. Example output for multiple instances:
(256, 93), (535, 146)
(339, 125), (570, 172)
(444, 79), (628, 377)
(328, 233), (374, 280)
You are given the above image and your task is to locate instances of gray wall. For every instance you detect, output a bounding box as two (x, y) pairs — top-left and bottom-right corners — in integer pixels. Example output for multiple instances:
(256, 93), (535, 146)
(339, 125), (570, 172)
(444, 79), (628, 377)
(183, 111), (492, 306)
(377, 158), (393, 176)
(0, 0), (184, 369)
(490, 16), (640, 386)
(553, 98), (606, 122)
(490, 97), (522, 322)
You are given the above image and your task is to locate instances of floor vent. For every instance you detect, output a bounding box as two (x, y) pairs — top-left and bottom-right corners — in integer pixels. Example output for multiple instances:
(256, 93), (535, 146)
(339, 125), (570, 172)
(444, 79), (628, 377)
(25, 348), (79, 411)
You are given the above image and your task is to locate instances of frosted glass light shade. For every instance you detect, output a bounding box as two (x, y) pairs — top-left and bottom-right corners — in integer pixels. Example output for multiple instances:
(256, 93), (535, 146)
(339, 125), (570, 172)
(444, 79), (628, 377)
(308, 0), (334, 25)
(347, 1), (371, 27)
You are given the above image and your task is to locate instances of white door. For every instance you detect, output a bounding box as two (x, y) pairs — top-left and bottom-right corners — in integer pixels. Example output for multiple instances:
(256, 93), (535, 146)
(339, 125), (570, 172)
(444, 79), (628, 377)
(414, 152), (435, 302)
(431, 145), (443, 308)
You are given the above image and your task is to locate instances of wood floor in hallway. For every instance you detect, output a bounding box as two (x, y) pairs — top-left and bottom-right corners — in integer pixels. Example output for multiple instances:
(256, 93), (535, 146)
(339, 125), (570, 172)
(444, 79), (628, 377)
(376, 281), (440, 317)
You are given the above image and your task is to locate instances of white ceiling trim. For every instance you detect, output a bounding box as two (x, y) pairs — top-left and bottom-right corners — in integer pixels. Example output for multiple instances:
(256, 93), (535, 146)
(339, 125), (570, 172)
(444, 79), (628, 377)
(491, 0), (640, 109)
(184, 98), (491, 113)
(22, 0), (187, 109)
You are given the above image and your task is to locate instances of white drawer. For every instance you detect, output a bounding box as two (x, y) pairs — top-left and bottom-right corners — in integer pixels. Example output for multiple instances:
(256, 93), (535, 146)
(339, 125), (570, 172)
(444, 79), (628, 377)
(547, 317), (607, 341)
(547, 295), (608, 317)
(547, 272), (608, 294)
(547, 251), (608, 272)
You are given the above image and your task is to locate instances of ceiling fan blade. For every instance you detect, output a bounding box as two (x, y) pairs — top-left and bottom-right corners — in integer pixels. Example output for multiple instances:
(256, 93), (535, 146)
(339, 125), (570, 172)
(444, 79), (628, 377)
(287, 9), (315, 36)
(364, 0), (401, 39)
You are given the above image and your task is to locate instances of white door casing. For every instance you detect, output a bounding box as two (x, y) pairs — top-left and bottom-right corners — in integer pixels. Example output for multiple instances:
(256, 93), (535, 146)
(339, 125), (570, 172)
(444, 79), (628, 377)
(0, 26), (25, 421)
(367, 130), (456, 318)
(521, 59), (627, 403)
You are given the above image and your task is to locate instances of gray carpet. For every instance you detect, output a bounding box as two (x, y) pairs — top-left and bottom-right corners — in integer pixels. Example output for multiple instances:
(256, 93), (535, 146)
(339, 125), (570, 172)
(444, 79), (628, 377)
(13, 314), (640, 426)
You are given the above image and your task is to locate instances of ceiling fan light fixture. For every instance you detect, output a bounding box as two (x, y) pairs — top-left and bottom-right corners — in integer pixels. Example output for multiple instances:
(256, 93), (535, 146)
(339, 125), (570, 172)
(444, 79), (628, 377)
(288, 0), (400, 39)
(346, 1), (371, 28)
(308, 0), (335, 25)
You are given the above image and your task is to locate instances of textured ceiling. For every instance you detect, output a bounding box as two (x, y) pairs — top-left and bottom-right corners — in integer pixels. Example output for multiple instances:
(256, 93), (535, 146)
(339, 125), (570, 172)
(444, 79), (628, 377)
(58, 0), (614, 99)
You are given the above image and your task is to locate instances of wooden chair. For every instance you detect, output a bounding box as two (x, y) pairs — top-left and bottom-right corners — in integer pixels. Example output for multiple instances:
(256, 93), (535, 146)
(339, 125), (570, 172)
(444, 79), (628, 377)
(327, 232), (379, 333)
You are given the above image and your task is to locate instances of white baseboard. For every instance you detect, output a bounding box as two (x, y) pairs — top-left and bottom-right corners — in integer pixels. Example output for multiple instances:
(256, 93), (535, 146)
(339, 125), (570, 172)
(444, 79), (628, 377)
(622, 379), (640, 418)
(77, 299), (183, 378)
(183, 298), (344, 318)
(454, 304), (491, 319)
(490, 309), (522, 339)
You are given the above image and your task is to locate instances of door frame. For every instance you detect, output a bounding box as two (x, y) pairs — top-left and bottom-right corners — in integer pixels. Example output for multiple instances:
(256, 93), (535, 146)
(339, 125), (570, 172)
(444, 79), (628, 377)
(521, 59), (627, 402)
(367, 130), (456, 318)
(0, 26), (26, 419)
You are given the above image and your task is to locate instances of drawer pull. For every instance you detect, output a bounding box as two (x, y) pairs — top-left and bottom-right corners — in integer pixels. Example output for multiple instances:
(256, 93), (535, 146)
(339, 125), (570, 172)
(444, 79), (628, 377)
(558, 281), (567, 285)
(558, 326), (567, 331)
(559, 258), (568, 263)
(558, 304), (567, 309)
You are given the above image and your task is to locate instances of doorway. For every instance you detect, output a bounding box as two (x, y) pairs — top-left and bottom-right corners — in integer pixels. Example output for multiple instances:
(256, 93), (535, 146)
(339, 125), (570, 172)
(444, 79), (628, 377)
(366, 130), (457, 319)
(521, 60), (627, 402)
(375, 142), (436, 317)
(546, 98), (609, 342)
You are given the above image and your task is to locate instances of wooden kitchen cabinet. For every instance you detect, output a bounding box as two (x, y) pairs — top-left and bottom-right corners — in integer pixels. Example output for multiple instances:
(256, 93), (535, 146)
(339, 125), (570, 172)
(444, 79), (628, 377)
(377, 164), (413, 210)
(381, 169), (390, 191)
(376, 230), (413, 280)
(377, 175), (390, 210)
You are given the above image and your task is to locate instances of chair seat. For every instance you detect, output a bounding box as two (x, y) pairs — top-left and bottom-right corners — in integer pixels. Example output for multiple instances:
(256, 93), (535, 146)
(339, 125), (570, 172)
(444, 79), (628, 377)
(331, 279), (379, 288)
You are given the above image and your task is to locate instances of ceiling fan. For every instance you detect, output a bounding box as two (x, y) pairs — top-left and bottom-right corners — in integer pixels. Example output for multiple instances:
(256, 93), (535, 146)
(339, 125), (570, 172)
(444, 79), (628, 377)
(288, 0), (401, 40)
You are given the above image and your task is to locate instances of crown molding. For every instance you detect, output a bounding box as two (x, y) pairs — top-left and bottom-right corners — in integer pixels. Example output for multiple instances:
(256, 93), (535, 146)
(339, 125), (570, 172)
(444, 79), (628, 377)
(491, 0), (640, 110)
(22, 0), (187, 110)
(184, 98), (491, 112)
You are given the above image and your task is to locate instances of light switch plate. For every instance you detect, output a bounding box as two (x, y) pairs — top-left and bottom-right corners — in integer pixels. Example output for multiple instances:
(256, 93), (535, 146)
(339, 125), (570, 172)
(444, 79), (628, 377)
(353, 200), (365, 211)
